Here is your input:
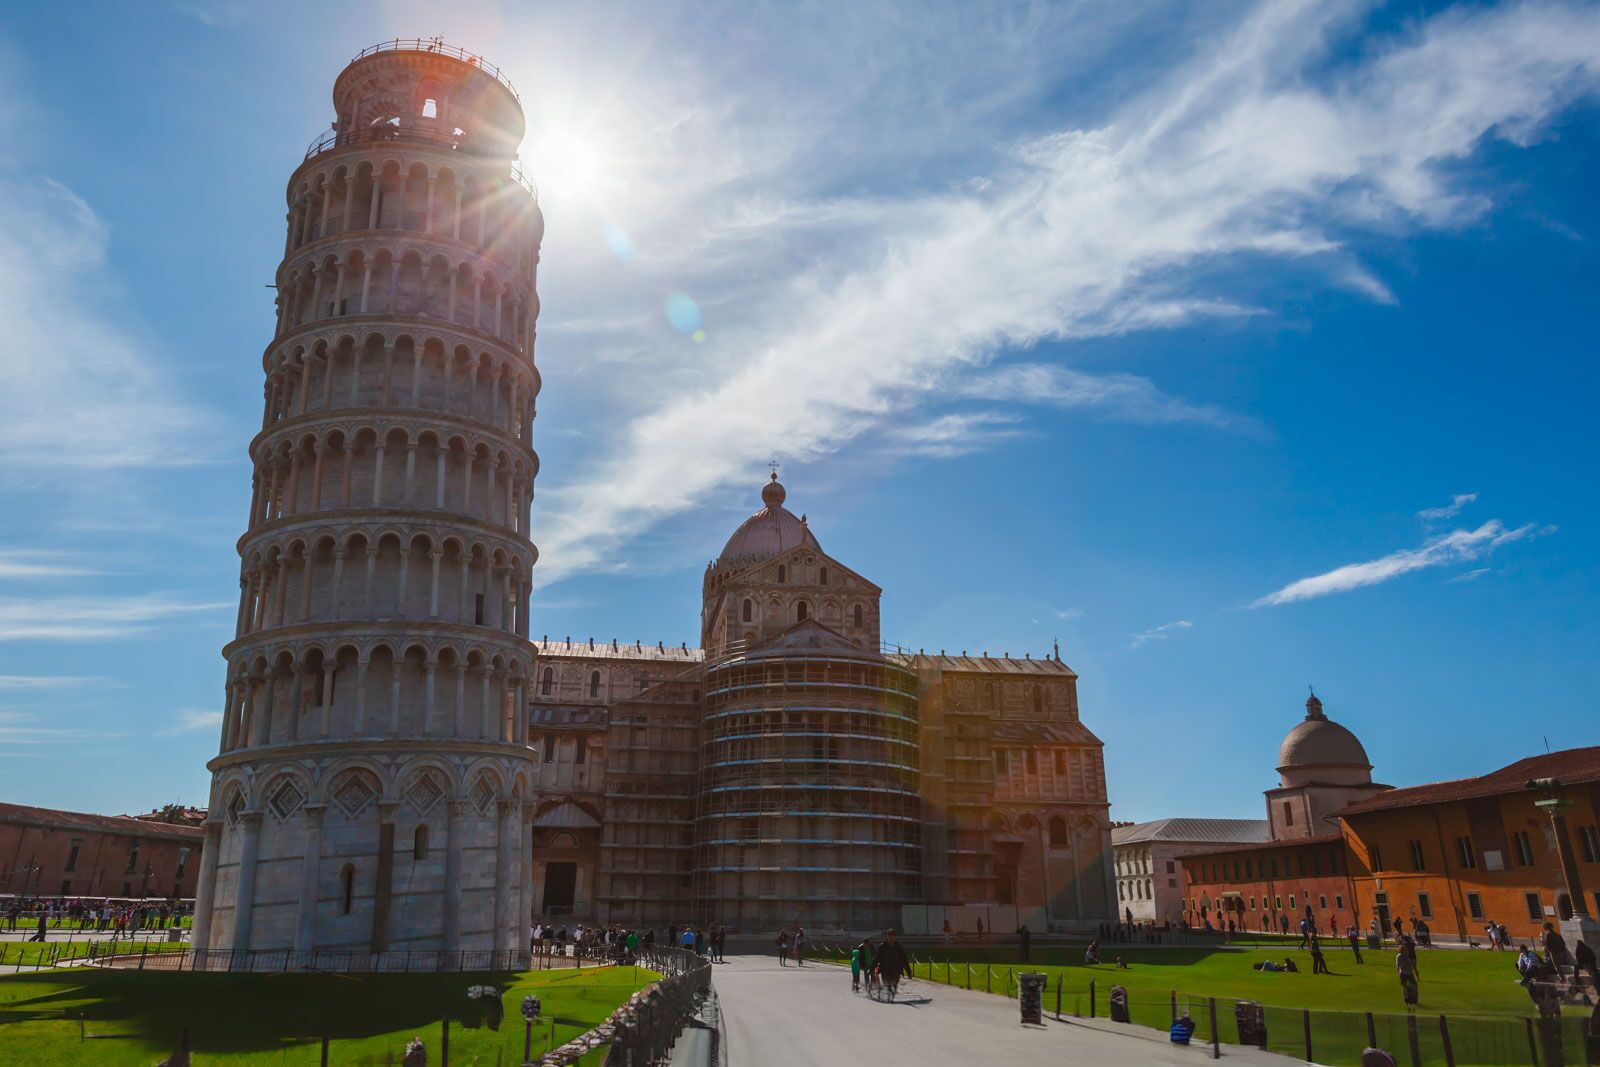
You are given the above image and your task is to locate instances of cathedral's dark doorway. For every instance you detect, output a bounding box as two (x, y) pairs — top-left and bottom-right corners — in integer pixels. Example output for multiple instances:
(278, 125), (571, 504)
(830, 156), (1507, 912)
(543, 862), (576, 914)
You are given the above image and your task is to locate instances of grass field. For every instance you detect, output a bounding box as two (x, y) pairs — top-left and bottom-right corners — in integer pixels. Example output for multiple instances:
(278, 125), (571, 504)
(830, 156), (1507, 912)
(0, 939), (187, 970)
(0, 963), (656, 1065)
(817, 942), (1596, 1066)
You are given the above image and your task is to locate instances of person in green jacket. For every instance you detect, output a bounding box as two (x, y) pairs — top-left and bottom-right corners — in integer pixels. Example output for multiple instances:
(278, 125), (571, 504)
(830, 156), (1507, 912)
(851, 946), (862, 992)
(626, 929), (640, 961)
(857, 938), (876, 993)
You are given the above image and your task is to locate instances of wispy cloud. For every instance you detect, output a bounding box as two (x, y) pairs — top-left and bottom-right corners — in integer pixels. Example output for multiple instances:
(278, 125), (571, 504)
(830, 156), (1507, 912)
(530, 0), (1600, 584)
(0, 675), (106, 691)
(0, 710), (106, 744)
(1253, 520), (1550, 607)
(168, 709), (223, 733)
(1131, 619), (1193, 647)
(0, 596), (230, 641)
(887, 413), (1028, 459)
(956, 364), (1243, 429)
(1450, 567), (1491, 584)
(1418, 493), (1479, 521)
(1054, 608), (1085, 621)
(0, 549), (97, 579)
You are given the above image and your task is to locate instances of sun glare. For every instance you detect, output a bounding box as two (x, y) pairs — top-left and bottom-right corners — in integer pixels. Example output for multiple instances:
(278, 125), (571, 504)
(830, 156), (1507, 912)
(526, 121), (614, 202)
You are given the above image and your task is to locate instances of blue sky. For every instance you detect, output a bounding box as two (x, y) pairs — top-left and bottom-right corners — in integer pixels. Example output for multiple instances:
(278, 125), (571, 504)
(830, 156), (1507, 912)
(1, 0), (1598, 822)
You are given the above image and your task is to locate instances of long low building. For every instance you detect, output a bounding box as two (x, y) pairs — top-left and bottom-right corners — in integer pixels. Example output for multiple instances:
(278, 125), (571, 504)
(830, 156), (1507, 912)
(0, 802), (205, 900)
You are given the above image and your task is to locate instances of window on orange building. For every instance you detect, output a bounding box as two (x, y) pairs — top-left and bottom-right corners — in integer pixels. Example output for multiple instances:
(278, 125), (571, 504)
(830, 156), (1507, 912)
(1513, 831), (1535, 867)
(1288, 894), (1296, 912)
(1335, 894), (1344, 910)
(1274, 895), (1282, 910)
(1456, 835), (1476, 869)
(1319, 894), (1327, 910)
(1283, 801), (1293, 826)
(1579, 824), (1599, 863)
(1466, 892), (1483, 920)
(1408, 840), (1426, 871)
(1417, 892), (1433, 920)
(1525, 892), (1543, 921)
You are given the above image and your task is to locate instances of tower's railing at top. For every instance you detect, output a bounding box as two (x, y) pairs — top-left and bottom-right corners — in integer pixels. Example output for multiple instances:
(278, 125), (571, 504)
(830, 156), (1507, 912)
(303, 126), (538, 200)
(350, 38), (520, 102)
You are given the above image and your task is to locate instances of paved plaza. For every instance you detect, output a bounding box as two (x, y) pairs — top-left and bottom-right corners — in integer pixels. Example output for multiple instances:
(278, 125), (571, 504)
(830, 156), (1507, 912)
(705, 953), (1297, 1065)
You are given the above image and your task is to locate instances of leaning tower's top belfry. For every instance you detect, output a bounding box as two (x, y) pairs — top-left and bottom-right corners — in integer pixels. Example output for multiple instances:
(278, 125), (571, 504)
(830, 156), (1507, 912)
(190, 40), (544, 971)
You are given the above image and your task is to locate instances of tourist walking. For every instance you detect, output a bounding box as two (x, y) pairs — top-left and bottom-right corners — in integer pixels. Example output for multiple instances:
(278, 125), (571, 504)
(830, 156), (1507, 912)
(1017, 923), (1031, 963)
(794, 926), (807, 966)
(775, 928), (789, 966)
(1396, 948), (1420, 1008)
(850, 943), (863, 992)
(27, 914), (46, 942)
(1297, 918), (1310, 949)
(1347, 925), (1364, 964)
(1573, 938), (1598, 1003)
(1310, 935), (1330, 974)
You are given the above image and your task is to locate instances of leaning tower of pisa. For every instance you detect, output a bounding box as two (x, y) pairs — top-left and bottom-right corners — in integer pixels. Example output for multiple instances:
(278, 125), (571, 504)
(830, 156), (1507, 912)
(189, 41), (543, 968)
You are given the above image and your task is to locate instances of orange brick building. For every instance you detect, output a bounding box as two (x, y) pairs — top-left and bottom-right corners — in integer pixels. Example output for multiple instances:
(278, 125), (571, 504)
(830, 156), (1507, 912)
(0, 802), (205, 901)
(1337, 747), (1600, 945)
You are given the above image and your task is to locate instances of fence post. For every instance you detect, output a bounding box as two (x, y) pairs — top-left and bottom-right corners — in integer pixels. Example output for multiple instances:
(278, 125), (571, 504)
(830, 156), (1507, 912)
(1406, 1012), (1422, 1067)
(1171, 990), (1177, 1024)
(966, 962), (972, 990)
(320, 1035), (330, 1067)
(1438, 1015), (1455, 1067)
(1089, 979), (1096, 1018)
(440, 1015), (449, 1067)
(1524, 1017), (1540, 1066)
(139, 944), (148, 970)
(1209, 997), (1220, 1060)
(1056, 976), (1063, 1019)
(1366, 1012), (1377, 1050)
(986, 962), (991, 994)
(1303, 1008), (1313, 1063)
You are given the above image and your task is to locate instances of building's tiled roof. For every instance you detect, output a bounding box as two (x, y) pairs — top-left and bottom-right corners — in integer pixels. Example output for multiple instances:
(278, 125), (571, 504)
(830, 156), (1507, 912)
(0, 801), (205, 841)
(535, 639), (704, 663)
(1178, 832), (1344, 859)
(1112, 818), (1271, 847)
(1338, 746), (1600, 816)
(992, 721), (1104, 746)
(889, 652), (1077, 676)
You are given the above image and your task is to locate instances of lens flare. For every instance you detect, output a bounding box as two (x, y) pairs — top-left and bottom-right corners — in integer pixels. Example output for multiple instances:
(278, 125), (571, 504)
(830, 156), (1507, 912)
(664, 292), (702, 332)
(604, 223), (635, 262)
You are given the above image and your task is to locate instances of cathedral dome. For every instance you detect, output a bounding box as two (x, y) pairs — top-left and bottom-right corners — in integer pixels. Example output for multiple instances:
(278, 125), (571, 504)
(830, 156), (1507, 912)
(717, 474), (820, 567)
(1277, 694), (1372, 785)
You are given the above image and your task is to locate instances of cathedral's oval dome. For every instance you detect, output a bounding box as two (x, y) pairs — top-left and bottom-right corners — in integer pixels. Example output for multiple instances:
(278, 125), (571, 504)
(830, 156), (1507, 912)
(1277, 695), (1371, 771)
(717, 474), (820, 566)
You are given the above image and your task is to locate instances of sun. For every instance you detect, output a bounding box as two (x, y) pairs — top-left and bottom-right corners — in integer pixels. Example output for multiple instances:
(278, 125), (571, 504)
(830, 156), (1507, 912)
(524, 120), (615, 203)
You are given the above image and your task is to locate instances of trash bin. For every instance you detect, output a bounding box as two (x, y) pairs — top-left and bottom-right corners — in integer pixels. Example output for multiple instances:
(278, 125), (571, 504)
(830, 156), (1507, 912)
(1017, 972), (1046, 1025)
(1235, 1000), (1267, 1048)
(1366, 934), (1381, 950)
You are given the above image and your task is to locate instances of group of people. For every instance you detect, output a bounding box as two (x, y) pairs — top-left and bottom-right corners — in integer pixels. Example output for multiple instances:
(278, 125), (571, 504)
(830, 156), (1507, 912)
(773, 926), (808, 965)
(4, 898), (185, 941)
(1516, 921), (1600, 1006)
(532, 921), (730, 963)
(849, 929), (912, 997)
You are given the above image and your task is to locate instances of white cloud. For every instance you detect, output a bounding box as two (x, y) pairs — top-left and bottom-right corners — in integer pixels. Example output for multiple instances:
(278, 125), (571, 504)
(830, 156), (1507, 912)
(0, 675), (105, 690)
(1131, 619), (1193, 647)
(1418, 493), (1479, 521)
(0, 549), (96, 579)
(0, 596), (230, 641)
(887, 413), (1028, 459)
(0, 177), (210, 478)
(956, 364), (1243, 429)
(1054, 608), (1085, 621)
(1450, 567), (1491, 584)
(170, 709), (224, 733)
(528, 0), (1600, 585)
(1253, 520), (1548, 607)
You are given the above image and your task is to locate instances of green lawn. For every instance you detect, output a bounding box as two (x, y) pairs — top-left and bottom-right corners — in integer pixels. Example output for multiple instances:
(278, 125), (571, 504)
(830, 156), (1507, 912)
(0, 939), (187, 970)
(0, 964), (657, 1065)
(818, 943), (1594, 1066)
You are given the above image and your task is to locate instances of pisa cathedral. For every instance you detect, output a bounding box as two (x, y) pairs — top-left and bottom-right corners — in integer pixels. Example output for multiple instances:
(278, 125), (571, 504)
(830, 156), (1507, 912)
(190, 42), (1114, 966)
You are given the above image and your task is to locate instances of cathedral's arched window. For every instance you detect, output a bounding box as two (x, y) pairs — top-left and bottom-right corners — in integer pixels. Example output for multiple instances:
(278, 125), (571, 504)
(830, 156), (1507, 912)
(853, 604), (864, 629)
(540, 667), (553, 696)
(742, 599), (753, 622)
(589, 671), (600, 698)
(796, 601), (809, 622)
(820, 567), (829, 586)
(1048, 816), (1068, 849)
(413, 825), (428, 860)
(777, 564), (786, 583)
(340, 864), (355, 914)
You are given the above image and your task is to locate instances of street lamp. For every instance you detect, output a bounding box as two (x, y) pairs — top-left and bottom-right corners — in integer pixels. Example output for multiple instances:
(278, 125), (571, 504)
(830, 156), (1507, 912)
(1525, 777), (1599, 953)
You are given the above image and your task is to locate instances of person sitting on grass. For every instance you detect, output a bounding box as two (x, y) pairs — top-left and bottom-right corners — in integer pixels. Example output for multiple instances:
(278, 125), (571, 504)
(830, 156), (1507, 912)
(1283, 957), (1299, 972)
(1254, 959), (1284, 972)
(1170, 1013), (1196, 1045)
(1084, 940), (1101, 965)
(1116, 956), (1128, 969)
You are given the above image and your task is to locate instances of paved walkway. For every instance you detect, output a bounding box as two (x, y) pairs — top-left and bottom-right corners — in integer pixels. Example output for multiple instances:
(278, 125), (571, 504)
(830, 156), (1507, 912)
(709, 954), (1302, 1065)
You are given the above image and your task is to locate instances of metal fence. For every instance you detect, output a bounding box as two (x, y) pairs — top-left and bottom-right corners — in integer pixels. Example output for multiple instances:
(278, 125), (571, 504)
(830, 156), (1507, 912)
(896, 956), (1600, 1067)
(111, 946), (538, 973)
(598, 947), (715, 1067)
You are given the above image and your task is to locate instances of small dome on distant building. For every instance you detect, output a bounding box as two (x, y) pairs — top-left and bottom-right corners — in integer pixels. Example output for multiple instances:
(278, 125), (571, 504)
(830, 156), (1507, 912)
(717, 473), (820, 567)
(1276, 693), (1372, 787)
